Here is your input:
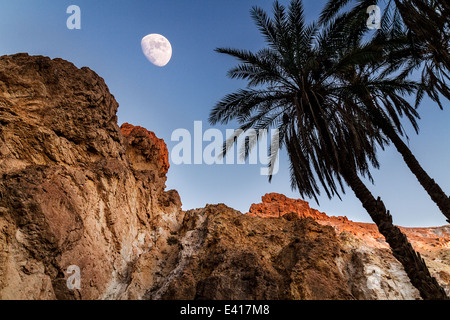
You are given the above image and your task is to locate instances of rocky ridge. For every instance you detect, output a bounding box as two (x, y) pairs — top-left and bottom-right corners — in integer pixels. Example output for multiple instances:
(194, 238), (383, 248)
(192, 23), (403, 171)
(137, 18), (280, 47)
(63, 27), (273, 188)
(247, 193), (450, 251)
(0, 53), (449, 300)
(0, 54), (182, 299)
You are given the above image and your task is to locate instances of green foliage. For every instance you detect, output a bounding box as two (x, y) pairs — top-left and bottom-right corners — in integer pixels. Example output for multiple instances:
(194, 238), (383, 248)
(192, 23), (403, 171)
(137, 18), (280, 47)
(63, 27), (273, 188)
(211, 0), (419, 204)
(320, 0), (450, 108)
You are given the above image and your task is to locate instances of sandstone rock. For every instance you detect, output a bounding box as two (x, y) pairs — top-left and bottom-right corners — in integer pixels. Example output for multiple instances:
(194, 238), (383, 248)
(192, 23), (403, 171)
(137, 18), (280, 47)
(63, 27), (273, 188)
(248, 193), (329, 220)
(247, 193), (450, 298)
(0, 54), (448, 300)
(143, 203), (446, 300)
(120, 123), (170, 176)
(0, 53), (183, 300)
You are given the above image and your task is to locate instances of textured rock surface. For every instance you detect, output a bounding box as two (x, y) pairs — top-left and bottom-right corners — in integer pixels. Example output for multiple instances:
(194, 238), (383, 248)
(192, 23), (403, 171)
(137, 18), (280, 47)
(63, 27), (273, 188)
(147, 204), (355, 300)
(140, 202), (449, 300)
(247, 193), (450, 299)
(0, 54), (183, 300)
(248, 193), (330, 220)
(0, 54), (449, 300)
(248, 193), (450, 250)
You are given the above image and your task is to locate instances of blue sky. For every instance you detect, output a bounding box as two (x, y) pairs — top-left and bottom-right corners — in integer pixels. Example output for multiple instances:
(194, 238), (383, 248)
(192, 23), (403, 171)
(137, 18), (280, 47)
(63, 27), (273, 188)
(1, 0), (449, 227)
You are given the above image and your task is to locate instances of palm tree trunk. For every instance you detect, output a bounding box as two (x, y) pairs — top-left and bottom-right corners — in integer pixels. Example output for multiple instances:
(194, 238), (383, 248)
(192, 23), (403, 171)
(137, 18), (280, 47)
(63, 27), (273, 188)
(364, 97), (450, 223)
(341, 167), (448, 300)
(383, 126), (450, 223)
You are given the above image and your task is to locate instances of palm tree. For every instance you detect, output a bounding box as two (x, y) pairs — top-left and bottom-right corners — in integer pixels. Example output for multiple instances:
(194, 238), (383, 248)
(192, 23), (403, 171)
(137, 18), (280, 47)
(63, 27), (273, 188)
(320, 0), (449, 73)
(320, 0), (450, 222)
(210, 0), (448, 299)
(394, 0), (449, 70)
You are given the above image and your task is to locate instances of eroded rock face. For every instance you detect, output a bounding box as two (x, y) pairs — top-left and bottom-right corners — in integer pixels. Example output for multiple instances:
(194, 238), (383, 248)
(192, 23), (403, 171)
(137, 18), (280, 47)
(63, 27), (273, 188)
(247, 193), (450, 299)
(148, 204), (355, 300)
(0, 54), (449, 300)
(149, 198), (450, 300)
(120, 123), (170, 175)
(248, 193), (330, 220)
(0, 54), (183, 300)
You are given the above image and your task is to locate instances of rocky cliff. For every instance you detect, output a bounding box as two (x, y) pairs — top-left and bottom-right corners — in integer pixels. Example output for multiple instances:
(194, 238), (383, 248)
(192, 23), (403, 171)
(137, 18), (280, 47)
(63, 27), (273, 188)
(0, 53), (182, 300)
(0, 54), (449, 300)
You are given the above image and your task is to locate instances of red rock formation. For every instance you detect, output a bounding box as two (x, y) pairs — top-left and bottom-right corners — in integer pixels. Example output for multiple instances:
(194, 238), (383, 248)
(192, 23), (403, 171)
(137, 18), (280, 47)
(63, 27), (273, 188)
(248, 193), (450, 251)
(120, 123), (170, 175)
(248, 193), (329, 220)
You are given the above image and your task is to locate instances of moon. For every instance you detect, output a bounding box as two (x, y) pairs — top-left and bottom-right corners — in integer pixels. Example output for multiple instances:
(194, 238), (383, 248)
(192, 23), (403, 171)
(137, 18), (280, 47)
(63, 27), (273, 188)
(141, 34), (172, 67)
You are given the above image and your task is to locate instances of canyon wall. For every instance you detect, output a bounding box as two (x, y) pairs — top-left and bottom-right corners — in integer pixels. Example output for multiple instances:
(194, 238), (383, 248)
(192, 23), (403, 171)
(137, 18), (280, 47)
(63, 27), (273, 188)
(0, 54), (182, 299)
(0, 54), (448, 300)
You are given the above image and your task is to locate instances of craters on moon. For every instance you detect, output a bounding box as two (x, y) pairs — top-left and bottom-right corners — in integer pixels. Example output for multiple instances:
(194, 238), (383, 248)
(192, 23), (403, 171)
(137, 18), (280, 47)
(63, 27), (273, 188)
(141, 34), (172, 67)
